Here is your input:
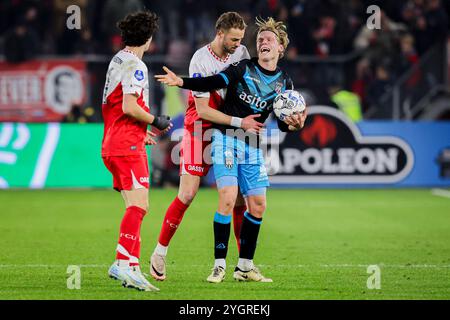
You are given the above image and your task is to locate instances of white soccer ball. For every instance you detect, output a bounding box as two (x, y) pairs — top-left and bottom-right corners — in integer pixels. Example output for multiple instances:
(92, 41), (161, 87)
(272, 90), (306, 121)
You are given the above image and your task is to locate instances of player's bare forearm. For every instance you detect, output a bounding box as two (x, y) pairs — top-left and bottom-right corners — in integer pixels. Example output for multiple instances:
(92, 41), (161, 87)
(122, 94), (172, 133)
(123, 94), (155, 124)
(195, 98), (264, 132)
(195, 98), (232, 125)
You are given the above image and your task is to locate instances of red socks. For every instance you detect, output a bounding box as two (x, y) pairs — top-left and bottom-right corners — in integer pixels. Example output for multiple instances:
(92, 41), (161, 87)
(116, 206), (146, 262)
(233, 205), (246, 251)
(129, 234), (141, 267)
(158, 197), (189, 246)
(118, 195), (238, 263)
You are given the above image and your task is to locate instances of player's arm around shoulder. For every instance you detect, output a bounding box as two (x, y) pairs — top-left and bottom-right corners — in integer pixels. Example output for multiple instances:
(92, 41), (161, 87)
(155, 58), (248, 92)
(194, 97), (218, 121)
(194, 96), (263, 133)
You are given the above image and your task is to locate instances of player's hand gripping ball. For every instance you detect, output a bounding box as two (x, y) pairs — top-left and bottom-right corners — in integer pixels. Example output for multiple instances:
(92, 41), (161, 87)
(273, 90), (306, 121)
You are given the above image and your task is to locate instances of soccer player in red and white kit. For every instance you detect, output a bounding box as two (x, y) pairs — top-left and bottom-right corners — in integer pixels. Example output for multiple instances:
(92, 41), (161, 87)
(150, 12), (264, 281)
(102, 11), (171, 292)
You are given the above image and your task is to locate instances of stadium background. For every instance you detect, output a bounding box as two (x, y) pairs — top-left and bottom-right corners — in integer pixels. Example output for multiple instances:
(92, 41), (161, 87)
(1, 0), (450, 300)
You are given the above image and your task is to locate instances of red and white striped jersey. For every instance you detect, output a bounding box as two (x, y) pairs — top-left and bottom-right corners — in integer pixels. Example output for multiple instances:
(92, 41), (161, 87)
(101, 49), (150, 157)
(185, 44), (250, 128)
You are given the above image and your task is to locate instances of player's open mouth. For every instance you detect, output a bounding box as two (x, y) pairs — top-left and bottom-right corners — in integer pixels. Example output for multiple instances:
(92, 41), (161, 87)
(260, 47), (270, 54)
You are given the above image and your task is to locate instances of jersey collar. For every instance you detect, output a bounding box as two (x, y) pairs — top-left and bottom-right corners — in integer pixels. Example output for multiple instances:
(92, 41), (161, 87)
(207, 44), (230, 63)
(122, 48), (139, 58)
(252, 57), (280, 75)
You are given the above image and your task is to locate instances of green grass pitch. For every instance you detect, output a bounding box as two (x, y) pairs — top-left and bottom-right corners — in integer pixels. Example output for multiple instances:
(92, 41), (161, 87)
(0, 188), (449, 300)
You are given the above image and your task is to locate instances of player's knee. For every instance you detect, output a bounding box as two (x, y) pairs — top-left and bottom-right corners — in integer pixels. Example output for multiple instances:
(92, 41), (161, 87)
(249, 200), (266, 218)
(132, 196), (149, 213)
(123, 189), (149, 213)
(251, 206), (265, 218)
(218, 192), (237, 212)
(179, 188), (198, 205)
(222, 199), (236, 212)
(133, 201), (148, 213)
(217, 185), (238, 210)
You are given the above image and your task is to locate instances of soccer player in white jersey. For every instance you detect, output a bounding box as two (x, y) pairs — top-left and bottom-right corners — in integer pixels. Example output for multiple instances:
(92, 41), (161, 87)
(102, 11), (171, 291)
(150, 12), (264, 281)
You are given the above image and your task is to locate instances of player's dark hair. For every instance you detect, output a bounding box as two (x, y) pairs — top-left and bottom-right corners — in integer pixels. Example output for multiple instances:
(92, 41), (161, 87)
(117, 11), (159, 46)
(215, 12), (247, 32)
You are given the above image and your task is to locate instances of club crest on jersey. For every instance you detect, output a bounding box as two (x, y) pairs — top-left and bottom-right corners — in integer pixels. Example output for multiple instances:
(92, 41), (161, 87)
(134, 70), (144, 81)
(224, 150), (234, 169)
(275, 82), (283, 94)
(193, 73), (202, 78)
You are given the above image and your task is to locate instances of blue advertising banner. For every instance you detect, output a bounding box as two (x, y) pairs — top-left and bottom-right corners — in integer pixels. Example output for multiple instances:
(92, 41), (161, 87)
(266, 106), (450, 188)
(358, 121), (450, 187)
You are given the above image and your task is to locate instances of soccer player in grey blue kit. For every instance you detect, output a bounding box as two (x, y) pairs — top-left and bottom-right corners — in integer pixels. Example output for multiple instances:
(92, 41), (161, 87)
(156, 17), (307, 283)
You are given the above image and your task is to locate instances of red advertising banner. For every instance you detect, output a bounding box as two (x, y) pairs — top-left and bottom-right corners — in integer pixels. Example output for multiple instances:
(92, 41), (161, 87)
(0, 60), (87, 122)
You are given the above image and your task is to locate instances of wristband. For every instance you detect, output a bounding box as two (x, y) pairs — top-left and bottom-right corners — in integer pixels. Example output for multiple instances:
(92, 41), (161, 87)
(230, 117), (243, 128)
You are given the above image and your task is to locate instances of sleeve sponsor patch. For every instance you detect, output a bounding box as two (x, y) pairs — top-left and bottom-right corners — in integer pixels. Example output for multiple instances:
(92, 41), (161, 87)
(112, 56), (123, 64)
(193, 73), (202, 78)
(134, 70), (144, 81)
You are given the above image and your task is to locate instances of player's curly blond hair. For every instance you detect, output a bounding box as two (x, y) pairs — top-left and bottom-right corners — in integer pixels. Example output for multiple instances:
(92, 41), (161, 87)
(256, 17), (289, 58)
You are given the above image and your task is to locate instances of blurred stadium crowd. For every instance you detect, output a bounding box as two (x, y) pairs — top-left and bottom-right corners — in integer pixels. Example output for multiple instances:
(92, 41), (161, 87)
(1, 0), (448, 57)
(0, 0), (449, 120)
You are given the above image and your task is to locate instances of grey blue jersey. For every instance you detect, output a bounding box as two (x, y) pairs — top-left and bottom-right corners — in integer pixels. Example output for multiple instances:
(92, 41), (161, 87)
(181, 57), (294, 133)
(217, 57), (293, 132)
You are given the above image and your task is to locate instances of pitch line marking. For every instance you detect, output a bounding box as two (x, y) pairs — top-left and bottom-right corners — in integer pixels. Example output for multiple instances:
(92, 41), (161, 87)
(30, 123), (60, 189)
(1, 264), (450, 269)
(0, 264), (109, 268)
(318, 264), (450, 269)
(431, 188), (450, 199)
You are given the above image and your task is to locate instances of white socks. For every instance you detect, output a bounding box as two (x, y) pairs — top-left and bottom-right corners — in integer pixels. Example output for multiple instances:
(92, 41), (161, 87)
(214, 259), (254, 270)
(154, 243), (168, 256)
(237, 258), (254, 271)
(214, 259), (226, 269)
(116, 259), (129, 268)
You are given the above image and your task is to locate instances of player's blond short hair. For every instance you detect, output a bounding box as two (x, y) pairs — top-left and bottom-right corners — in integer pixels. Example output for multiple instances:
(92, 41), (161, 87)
(256, 17), (289, 58)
